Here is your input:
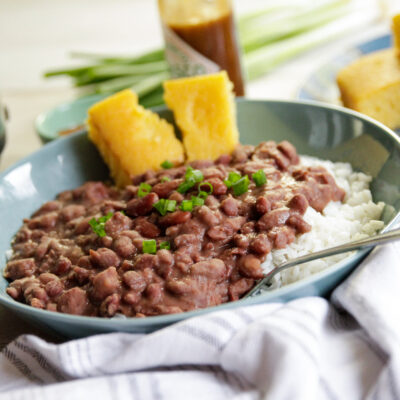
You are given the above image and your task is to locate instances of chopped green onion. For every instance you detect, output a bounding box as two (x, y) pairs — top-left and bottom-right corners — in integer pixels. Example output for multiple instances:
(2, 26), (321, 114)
(166, 199), (176, 212)
(198, 191), (208, 200)
(161, 176), (171, 183)
(199, 181), (213, 195)
(232, 175), (250, 196)
(153, 199), (176, 216)
(177, 181), (193, 194)
(161, 160), (173, 169)
(180, 200), (193, 211)
(252, 169), (267, 186)
(191, 195), (205, 206)
(143, 239), (157, 254)
(160, 241), (171, 250)
(224, 171), (242, 188)
(88, 212), (113, 237)
(138, 182), (152, 198)
(177, 166), (204, 193)
(185, 167), (204, 183)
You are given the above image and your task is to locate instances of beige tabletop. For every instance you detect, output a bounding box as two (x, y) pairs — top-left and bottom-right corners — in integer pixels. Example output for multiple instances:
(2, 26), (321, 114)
(0, 0), (391, 347)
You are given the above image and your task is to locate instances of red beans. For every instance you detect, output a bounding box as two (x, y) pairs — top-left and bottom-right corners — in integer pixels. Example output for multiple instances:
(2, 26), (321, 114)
(255, 197), (270, 215)
(6, 140), (346, 317)
(238, 255), (264, 279)
(134, 217), (160, 238)
(287, 214), (311, 234)
(197, 206), (220, 227)
(89, 248), (120, 269)
(113, 236), (136, 258)
(59, 204), (86, 222)
(57, 287), (88, 315)
(190, 259), (226, 281)
(288, 194), (309, 215)
(257, 208), (290, 232)
(126, 192), (159, 217)
(4, 258), (36, 280)
(152, 179), (180, 198)
(123, 270), (147, 293)
(221, 197), (239, 216)
(92, 267), (120, 300)
(249, 234), (271, 255)
(104, 212), (132, 236)
(159, 211), (191, 227)
(277, 140), (299, 164)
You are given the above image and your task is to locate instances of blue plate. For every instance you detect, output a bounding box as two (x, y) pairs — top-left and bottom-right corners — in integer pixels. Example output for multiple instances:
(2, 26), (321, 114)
(2, 99), (400, 338)
(297, 34), (392, 103)
(35, 94), (107, 143)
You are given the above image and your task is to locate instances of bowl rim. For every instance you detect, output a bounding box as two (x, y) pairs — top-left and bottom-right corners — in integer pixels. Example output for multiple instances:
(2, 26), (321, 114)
(2, 97), (400, 327)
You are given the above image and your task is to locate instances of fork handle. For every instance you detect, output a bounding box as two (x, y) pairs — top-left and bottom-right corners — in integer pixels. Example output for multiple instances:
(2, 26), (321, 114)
(243, 228), (400, 298)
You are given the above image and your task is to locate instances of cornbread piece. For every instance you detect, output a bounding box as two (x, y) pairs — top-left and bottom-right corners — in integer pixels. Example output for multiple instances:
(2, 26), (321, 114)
(393, 14), (400, 53)
(87, 89), (185, 187)
(337, 49), (400, 130)
(163, 71), (239, 161)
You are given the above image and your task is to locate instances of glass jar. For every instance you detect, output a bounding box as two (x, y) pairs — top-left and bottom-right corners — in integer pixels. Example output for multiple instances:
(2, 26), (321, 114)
(158, 0), (245, 96)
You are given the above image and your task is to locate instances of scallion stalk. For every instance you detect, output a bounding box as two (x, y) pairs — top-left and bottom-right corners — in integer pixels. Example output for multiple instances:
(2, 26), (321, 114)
(43, 0), (357, 105)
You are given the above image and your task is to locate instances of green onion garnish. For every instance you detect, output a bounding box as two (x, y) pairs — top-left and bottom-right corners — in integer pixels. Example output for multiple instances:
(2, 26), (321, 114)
(142, 239), (157, 254)
(198, 191), (208, 200)
(177, 166), (204, 193)
(161, 176), (171, 183)
(88, 212), (113, 237)
(160, 241), (171, 250)
(224, 171), (241, 188)
(180, 199), (193, 211)
(232, 175), (250, 196)
(161, 160), (173, 169)
(252, 169), (267, 187)
(138, 182), (152, 198)
(191, 195), (205, 206)
(199, 181), (213, 195)
(153, 199), (176, 216)
(166, 199), (177, 212)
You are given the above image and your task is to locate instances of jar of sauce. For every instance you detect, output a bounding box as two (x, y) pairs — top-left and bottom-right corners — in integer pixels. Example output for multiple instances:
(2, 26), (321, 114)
(158, 0), (245, 96)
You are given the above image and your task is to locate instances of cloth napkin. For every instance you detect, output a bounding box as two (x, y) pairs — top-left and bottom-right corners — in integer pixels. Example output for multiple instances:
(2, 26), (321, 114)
(1, 241), (400, 400)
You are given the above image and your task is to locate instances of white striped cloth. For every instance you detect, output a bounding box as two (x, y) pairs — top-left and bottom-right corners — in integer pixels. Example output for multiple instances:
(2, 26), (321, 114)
(1, 241), (400, 400)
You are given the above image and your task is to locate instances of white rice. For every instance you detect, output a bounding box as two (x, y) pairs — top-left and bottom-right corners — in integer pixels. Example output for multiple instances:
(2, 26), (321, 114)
(262, 156), (385, 287)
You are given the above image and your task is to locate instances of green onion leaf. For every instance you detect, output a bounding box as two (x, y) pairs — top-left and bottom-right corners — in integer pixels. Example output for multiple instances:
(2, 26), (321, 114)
(161, 160), (173, 169)
(160, 241), (171, 250)
(232, 175), (250, 196)
(198, 191), (209, 200)
(178, 166), (204, 193)
(138, 182), (152, 198)
(191, 195), (205, 206)
(186, 167), (204, 183)
(166, 199), (176, 212)
(161, 176), (171, 182)
(252, 169), (267, 186)
(199, 181), (213, 195)
(177, 181), (194, 194)
(153, 199), (176, 215)
(142, 239), (157, 254)
(180, 200), (193, 211)
(153, 199), (166, 215)
(88, 212), (113, 237)
(224, 171), (242, 188)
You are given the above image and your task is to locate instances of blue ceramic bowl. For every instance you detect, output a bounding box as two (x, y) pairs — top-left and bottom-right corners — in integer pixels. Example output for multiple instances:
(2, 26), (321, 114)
(2, 99), (400, 338)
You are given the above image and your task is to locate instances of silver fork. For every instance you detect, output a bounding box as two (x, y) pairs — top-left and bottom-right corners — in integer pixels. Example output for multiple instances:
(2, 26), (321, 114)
(243, 228), (400, 298)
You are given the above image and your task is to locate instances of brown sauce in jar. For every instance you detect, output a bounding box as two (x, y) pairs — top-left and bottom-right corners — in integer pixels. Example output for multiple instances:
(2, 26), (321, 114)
(169, 11), (245, 96)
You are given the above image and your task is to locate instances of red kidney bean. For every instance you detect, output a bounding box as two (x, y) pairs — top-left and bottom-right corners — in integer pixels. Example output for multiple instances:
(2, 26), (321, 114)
(126, 192), (159, 217)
